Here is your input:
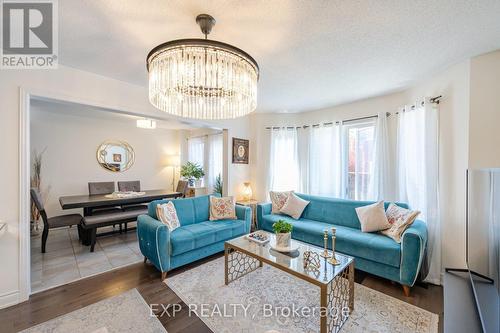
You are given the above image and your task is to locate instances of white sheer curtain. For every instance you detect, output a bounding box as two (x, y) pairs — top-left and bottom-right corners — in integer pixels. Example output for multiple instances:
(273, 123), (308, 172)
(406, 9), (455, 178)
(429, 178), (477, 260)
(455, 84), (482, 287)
(368, 112), (391, 200)
(397, 99), (440, 284)
(187, 137), (205, 167)
(309, 124), (344, 197)
(206, 133), (223, 193)
(269, 128), (300, 191)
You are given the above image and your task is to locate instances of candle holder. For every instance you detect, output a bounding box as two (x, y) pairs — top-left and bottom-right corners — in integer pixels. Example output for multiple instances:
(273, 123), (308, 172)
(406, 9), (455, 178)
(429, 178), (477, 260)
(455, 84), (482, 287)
(319, 229), (332, 258)
(328, 227), (340, 265)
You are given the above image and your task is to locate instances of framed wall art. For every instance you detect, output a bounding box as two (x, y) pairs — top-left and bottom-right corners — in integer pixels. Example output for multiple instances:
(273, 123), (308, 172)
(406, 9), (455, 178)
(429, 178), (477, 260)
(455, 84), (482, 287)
(232, 138), (249, 164)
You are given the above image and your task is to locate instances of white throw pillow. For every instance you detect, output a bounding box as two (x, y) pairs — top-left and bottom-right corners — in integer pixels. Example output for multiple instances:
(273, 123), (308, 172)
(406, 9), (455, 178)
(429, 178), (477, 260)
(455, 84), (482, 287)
(280, 193), (310, 219)
(355, 201), (391, 232)
(380, 203), (420, 243)
(209, 196), (237, 221)
(269, 190), (294, 214)
(156, 201), (180, 232)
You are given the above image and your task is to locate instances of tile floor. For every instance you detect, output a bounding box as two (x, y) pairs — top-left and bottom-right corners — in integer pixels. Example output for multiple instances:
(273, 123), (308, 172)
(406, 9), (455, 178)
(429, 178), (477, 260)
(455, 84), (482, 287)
(30, 224), (143, 293)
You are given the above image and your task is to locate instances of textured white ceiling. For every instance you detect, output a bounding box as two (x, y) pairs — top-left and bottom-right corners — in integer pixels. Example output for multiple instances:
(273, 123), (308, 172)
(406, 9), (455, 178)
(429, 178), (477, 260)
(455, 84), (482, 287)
(59, 0), (500, 113)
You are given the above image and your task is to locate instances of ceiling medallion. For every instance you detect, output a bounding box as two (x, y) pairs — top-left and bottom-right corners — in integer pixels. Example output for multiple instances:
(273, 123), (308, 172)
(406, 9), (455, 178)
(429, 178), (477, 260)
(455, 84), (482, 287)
(146, 14), (259, 120)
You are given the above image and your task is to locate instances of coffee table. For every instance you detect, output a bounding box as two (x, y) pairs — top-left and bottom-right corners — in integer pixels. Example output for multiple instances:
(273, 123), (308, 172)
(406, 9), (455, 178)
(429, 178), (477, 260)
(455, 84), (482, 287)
(224, 231), (354, 333)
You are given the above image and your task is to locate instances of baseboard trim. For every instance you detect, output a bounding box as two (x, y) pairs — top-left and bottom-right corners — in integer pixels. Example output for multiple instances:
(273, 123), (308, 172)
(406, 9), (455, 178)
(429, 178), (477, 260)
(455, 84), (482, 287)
(0, 290), (20, 309)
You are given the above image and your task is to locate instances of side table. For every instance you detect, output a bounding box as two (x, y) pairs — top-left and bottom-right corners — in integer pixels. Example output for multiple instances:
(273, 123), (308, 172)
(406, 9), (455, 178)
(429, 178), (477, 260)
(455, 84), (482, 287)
(235, 199), (259, 231)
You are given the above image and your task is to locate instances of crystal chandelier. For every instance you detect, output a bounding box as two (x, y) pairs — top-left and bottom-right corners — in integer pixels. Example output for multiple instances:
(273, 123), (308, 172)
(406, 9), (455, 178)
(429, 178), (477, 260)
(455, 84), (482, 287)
(147, 14), (259, 120)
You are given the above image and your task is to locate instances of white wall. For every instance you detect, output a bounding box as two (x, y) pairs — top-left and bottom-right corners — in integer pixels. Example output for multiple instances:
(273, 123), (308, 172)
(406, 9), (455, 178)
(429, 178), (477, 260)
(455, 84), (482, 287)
(0, 65), (251, 309)
(31, 107), (181, 217)
(469, 50), (500, 168)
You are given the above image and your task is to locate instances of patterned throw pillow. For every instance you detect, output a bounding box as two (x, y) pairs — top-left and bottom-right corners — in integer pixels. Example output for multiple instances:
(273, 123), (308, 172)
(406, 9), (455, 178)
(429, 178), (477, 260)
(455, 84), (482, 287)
(269, 191), (294, 214)
(209, 196), (237, 221)
(380, 203), (420, 243)
(156, 201), (180, 231)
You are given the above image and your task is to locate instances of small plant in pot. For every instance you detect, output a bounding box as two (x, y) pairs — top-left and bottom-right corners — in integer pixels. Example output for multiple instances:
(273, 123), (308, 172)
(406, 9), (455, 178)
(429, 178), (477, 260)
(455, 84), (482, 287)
(272, 219), (293, 249)
(180, 162), (205, 186)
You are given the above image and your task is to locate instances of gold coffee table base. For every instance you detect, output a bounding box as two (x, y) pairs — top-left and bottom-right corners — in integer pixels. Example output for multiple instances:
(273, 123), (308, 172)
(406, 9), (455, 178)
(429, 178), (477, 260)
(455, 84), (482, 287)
(224, 236), (354, 333)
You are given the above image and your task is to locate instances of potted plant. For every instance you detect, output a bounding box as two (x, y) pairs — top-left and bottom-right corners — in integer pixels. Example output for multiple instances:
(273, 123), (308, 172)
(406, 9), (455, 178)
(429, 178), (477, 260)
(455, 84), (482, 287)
(180, 162), (205, 186)
(272, 219), (293, 249)
(213, 173), (223, 196)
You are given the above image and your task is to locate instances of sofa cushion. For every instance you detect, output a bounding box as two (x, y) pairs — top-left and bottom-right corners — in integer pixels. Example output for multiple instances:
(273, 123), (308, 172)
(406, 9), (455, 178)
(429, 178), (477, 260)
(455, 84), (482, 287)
(148, 195), (211, 226)
(260, 214), (401, 268)
(280, 193), (310, 219)
(294, 193), (409, 230)
(170, 220), (246, 256)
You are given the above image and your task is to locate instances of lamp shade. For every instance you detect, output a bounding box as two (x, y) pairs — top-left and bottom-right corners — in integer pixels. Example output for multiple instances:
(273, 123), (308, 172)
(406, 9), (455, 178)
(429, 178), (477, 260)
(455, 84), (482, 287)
(242, 182), (253, 201)
(165, 154), (181, 167)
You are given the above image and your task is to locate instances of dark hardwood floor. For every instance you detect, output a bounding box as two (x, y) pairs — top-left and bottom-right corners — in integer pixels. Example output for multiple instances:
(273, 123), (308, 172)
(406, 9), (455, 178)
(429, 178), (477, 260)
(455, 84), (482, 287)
(0, 253), (443, 333)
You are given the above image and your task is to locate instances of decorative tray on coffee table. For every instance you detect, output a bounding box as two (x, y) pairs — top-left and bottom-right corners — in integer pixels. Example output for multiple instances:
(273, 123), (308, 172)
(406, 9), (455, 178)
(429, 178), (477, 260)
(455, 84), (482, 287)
(245, 231), (270, 245)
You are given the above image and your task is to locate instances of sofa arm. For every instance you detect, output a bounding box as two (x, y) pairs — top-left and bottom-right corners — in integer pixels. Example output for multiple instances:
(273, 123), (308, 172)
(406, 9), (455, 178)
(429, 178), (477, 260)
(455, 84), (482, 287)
(236, 205), (252, 233)
(400, 219), (428, 286)
(137, 214), (170, 273)
(257, 202), (272, 230)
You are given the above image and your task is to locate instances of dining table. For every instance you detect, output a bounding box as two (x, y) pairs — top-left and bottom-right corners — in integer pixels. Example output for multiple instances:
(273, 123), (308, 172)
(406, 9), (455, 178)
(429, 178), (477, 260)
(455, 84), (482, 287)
(59, 189), (182, 245)
(59, 189), (182, 216)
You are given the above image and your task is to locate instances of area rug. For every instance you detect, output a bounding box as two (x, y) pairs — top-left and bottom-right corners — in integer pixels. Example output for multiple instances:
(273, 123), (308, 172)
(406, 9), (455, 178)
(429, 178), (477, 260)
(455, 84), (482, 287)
(21, 289), (166, 333)
(165, 257), (438, 333)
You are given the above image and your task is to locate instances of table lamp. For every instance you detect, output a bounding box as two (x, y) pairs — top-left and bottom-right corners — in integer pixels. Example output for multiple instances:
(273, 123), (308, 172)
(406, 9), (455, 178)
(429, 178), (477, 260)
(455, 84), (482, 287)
(242, 182), (253, 201)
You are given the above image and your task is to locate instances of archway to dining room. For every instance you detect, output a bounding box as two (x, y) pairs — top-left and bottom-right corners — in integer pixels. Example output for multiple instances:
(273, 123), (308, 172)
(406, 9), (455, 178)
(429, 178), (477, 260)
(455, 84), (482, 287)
(25, 95), (227, 295)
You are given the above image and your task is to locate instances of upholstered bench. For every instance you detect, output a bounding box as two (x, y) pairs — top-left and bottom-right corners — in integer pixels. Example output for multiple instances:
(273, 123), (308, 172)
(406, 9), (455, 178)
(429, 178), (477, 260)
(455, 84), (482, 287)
(82, 207), (148, 252)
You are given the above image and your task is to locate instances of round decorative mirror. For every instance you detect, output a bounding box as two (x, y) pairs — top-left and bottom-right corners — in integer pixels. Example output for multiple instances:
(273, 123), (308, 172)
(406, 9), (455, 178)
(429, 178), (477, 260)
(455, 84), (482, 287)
(96, 141), (135, 172)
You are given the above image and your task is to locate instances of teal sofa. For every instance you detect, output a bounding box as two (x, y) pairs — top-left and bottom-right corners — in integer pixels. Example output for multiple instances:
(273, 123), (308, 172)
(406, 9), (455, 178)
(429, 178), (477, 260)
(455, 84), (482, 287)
(257, 194), (427, 294)
(137, 195), (252, 279)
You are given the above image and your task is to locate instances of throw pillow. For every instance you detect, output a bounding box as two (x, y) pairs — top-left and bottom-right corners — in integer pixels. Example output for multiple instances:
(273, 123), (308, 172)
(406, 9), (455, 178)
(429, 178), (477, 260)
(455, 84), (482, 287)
(380, 203), (420, 243)
(280, 193), (310, 219)
(269, 190), (294, 214)
(355, 201), (391, 232)
(209, 196), (237, 221)
(156, 201), (180, 232)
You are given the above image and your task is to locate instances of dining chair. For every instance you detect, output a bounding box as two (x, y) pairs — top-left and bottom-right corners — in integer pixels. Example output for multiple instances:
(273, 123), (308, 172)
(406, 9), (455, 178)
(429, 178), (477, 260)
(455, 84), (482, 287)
(88, 181), (116, 195)
(87, 181), (122, 233)
(30, 188), (83, 253)
(117, 180), (141, 192)
(176, 180), (189, 198)
(117, 180), (147, 212)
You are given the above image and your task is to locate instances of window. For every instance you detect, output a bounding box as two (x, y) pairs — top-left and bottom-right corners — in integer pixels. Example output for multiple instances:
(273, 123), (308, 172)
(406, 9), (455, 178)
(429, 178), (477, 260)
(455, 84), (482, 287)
(344, 120), (376, 200)
(187, 137), (205, 167)
(206, 133), (223, 192)
(269, 128), (299, 191)
(187, 134), (223, 191)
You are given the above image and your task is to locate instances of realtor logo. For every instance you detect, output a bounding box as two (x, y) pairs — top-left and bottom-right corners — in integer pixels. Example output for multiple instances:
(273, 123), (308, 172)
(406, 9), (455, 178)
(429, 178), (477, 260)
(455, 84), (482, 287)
(1, 0), (58, 69)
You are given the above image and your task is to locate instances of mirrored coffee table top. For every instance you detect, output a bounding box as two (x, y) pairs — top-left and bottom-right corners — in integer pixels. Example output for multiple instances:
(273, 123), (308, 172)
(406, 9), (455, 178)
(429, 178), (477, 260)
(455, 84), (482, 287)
(226, 231), (354, 286)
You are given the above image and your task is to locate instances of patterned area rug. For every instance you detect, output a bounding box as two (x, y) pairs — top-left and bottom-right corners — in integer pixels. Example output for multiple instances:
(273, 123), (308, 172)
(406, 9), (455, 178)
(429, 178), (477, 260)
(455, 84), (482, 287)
(21, 289), (166, 333)
(166, 257), (438, 333)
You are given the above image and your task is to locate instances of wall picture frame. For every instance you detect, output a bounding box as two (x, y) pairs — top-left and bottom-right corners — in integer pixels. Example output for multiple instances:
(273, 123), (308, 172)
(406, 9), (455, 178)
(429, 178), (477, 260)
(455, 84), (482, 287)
(232, 138), (249, 164)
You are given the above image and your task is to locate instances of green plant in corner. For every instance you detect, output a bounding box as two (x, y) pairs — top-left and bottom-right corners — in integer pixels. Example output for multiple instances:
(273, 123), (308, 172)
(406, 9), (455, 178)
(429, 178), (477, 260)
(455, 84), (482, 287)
(213, 173), (223, 196)
(272, 219), (293, 234)
(180, 161), (205, 185)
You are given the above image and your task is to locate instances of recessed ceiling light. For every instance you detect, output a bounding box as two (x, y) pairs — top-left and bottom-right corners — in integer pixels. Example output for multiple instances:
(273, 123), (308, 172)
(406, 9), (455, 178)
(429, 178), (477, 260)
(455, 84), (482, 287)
(136, 118), (157, 129)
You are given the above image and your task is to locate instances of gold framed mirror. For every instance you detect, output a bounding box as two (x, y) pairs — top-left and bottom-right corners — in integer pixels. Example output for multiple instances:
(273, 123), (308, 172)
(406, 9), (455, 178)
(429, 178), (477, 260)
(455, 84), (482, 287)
(96, 140), (135, 172)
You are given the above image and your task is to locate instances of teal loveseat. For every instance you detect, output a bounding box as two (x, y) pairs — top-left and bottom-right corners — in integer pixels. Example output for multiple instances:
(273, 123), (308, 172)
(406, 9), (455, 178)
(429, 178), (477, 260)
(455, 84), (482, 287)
(257, 194), (427, 295)
(137, 195), (252, 279)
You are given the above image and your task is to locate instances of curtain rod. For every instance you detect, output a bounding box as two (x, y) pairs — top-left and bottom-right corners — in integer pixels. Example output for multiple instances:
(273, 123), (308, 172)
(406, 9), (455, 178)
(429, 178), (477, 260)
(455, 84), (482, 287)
(265, 95), (442, 130)
(186, 131), (223, 140)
